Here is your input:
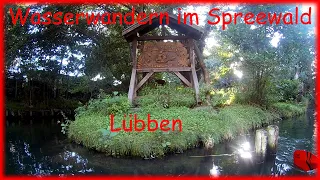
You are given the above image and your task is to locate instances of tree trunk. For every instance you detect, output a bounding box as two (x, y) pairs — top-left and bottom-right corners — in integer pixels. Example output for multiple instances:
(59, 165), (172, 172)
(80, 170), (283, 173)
(15, 79), (18, 99)
(53, 79), (57, 99)
(194, 42), (210, 85)
(43, 83), (46, 105)
(29, 79), (32, 107)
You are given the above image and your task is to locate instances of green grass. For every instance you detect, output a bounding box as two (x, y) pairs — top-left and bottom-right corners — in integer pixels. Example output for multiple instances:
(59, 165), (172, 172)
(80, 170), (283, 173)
(137, 84), (196, 108)
(68, 104), (279, 158)
(67, 84), (307, 158)
(270, 102), (306, 118)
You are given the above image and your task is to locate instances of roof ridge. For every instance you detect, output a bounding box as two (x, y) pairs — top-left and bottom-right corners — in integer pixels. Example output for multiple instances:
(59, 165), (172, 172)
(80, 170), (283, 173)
(121, 8), (204, 41)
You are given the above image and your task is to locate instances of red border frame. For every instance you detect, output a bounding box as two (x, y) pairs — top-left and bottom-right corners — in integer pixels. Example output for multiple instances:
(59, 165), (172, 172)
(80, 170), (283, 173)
(0, 0), (319, 179)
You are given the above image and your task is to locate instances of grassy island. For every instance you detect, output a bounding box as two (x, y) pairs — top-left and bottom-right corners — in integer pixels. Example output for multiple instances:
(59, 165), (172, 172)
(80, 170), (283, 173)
(67, 84), (307, 158)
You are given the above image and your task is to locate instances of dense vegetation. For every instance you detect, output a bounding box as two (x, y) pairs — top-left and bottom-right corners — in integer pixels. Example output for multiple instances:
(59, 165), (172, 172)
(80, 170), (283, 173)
(67, 85), (306, 158)
(5, 4), (315, 110)
(5, 4), (315, 157)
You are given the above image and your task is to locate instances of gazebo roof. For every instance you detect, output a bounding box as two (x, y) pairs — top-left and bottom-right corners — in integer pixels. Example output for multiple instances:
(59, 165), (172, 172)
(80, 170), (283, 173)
(122, 13), (204, 42)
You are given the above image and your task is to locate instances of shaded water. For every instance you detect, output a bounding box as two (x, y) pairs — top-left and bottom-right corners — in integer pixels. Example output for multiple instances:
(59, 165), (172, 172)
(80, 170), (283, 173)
(5, 108), (316, 176)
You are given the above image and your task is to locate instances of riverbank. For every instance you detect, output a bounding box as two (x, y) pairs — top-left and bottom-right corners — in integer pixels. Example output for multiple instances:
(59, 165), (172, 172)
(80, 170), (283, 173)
(67, 99), (306, 159)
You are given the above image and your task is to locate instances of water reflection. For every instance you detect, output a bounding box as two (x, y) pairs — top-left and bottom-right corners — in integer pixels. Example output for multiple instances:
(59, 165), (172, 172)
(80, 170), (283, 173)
(238, 142), (252, 159)
(6, 109), (316, 176)
(209, 162), (220, 177)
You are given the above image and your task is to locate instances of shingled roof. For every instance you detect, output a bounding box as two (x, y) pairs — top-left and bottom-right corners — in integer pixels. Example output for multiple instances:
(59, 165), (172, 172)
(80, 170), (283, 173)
(122, 13), (204, 42)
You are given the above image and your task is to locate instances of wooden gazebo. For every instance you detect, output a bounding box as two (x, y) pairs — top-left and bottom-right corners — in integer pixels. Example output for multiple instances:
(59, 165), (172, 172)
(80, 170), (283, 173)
(122, 13), (204, 104)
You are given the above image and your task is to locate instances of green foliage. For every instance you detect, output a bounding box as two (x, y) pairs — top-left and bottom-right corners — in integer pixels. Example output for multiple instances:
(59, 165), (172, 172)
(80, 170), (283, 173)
(98, 127), (119, 141)
(199, 84), (236, 107)
(199, 84), (212, 102)
(6, 4), (313, 159)
(137, 84), (196, 108)
(258, 79), (301, 106)
(43, 98), (80, 110)
(68, 104), (278, 158)
(75, 93), (130, 117)
(207, 5), (315, 106)
(271, 102), (306, 118)
(275, 79), (300, 102)
(5, 98), (79, 111)
(234, 77), (278, 107)
(233, 91), (247, 105)
(210, 89), (235, 107)
(57, 110), (72, 134)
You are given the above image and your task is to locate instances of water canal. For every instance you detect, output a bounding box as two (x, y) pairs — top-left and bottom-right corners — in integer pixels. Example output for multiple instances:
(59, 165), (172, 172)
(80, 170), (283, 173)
(5, 106), (316, 176)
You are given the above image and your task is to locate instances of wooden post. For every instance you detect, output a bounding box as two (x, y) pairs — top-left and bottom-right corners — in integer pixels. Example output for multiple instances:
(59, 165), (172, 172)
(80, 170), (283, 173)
(267, 125), (279, 155)
(189, 72), (194, 87)
(128, 39), (138, 104)
(204, 136), (214, 149)
(134, 73), (138, 98)
(189, 39), (200, 103)
(255, 129), (268, 160)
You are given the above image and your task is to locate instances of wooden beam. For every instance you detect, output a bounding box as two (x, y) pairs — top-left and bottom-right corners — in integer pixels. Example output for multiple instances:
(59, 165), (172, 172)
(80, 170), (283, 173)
(193, 40), (204, 62)
(128, 38), (138, 104)
(128, 68), (137, 104)
(189, 39), (200, 103)
(193, 40), (210, 84)
(137, 36), (190, 41)
(181, 71), (193, 87)
(131, 39), (138, 67)
(174, 71), (192, 87)
(122, 13), (204, 42)
(137, 67), (191, 72)
(135, 71), (154, 91)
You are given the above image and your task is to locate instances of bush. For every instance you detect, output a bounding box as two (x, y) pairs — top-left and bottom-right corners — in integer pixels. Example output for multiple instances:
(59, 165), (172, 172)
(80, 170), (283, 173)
(210, 89), (235, 107)
(6, 98), (80, 110)
(199, 84), (236, 107)
(234, 79), (301, 106)
(271, 102), (306, 118)
(68, 104), (278, 158)
(275, 79), (300, 102)
(75, 94), (130, 118)
(67, 82), (304, 159)
(137, 84), (196, 108)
